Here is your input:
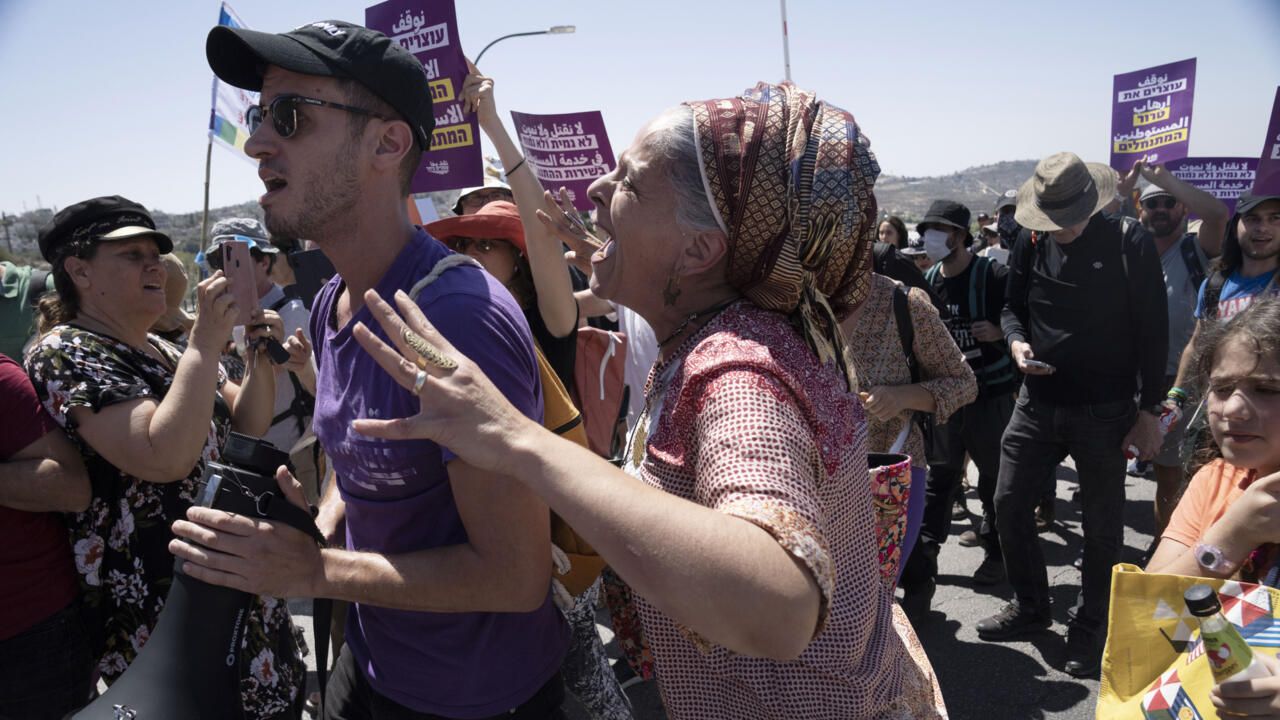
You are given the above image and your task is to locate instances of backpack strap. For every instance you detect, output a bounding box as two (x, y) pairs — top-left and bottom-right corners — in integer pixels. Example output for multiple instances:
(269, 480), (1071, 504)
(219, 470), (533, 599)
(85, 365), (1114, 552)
(969, 255), (989, 324)
(1180, 234), (1207, 293)
(924, 262), (941, 288)
(891, 285), (918, 384)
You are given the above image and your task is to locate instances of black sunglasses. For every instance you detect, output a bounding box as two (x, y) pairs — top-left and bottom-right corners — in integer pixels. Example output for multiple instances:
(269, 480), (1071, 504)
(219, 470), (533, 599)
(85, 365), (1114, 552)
(247, 94), (392, 139)
(446, 237), (513, 254)
(1142, 196), (1178, 210)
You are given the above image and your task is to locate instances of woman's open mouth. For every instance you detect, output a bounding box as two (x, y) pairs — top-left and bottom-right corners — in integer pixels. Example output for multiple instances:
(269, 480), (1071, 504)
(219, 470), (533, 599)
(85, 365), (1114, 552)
(591, 238), (616, 265)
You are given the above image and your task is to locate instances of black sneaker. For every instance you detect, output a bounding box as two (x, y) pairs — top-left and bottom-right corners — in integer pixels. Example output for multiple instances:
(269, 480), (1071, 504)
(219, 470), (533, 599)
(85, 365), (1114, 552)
(973, 555), (1005, 585)
(1064, 626), (1102, 677)
(976, 602), (1051, 640)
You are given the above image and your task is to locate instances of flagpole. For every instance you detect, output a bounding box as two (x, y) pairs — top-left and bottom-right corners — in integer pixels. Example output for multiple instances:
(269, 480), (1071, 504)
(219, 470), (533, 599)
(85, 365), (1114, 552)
(200, 135), (213, 254)
(779, 0), (792, 82)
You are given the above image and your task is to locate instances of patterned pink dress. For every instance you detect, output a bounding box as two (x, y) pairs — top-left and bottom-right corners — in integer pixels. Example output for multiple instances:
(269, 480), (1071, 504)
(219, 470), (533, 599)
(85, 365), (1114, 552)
(624, 301), (945, 719)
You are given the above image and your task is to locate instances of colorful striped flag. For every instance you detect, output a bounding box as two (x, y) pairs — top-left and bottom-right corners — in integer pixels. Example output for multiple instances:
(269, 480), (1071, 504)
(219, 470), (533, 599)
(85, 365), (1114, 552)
(207, 2), (257, 156)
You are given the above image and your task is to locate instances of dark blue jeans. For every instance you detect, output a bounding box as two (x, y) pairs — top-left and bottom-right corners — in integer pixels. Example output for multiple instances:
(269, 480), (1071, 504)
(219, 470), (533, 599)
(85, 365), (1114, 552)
(994, 385), (1135, 631)
(0, 599), (94, 720)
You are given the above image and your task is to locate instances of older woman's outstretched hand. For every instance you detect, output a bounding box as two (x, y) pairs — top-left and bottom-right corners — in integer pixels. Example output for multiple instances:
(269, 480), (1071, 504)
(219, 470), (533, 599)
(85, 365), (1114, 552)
(351, 289), (534, 478)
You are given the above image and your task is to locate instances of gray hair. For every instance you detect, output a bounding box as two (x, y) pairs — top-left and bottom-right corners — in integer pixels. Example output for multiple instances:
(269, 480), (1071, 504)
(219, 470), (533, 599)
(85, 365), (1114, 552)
(645, 106), (725, 236)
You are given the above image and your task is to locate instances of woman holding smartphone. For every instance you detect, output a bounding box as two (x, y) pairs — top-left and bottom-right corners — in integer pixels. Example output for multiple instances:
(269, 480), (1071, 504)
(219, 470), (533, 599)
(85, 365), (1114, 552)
(25, 197), (306, 718)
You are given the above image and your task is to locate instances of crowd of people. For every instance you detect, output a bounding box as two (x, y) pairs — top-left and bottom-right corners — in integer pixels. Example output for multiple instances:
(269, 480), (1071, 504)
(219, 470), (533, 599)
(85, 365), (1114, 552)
(2, 15), (1279, 720)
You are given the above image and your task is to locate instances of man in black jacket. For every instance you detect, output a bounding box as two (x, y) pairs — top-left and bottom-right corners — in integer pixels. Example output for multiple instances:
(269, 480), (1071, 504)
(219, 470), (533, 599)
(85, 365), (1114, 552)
(976, 153), (1168, 678)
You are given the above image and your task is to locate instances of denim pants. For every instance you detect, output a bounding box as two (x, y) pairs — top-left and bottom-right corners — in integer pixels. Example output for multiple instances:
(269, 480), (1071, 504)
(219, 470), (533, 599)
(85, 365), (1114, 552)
(994, 385), (1135, 631)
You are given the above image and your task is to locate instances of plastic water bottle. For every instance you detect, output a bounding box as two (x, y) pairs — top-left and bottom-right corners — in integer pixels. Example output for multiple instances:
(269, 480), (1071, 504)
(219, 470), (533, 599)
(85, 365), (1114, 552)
(1185, 584), (1273, 683)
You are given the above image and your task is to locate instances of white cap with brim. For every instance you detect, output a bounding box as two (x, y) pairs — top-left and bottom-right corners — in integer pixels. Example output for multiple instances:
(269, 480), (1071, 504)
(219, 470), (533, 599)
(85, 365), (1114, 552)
(1015, 152), (1117, 232)
(452, 177), (514, 215)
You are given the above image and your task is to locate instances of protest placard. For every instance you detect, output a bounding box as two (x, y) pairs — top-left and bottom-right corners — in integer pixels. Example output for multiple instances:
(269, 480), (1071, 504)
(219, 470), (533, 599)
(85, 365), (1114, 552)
(509, 110), (616, 211)
(1165, 158), (1258, 216)
(366, 0), (481, 193)
(1254, 87), (1280, 197)
(1111, 58), (1196, 172)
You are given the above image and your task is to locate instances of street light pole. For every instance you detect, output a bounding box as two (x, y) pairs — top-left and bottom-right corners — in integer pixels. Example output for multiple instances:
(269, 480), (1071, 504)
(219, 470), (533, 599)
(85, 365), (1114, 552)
(474, 26), (575, 66)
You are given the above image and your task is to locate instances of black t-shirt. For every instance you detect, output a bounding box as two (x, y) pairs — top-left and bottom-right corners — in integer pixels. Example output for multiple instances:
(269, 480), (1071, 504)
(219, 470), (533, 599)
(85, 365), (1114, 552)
(526, 305), (578, 392)
(927, 257), (1018, 398)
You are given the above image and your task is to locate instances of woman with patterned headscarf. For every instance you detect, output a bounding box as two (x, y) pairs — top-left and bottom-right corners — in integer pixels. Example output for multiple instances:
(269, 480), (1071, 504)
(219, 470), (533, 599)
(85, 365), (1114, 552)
(351, 83), (946, 718)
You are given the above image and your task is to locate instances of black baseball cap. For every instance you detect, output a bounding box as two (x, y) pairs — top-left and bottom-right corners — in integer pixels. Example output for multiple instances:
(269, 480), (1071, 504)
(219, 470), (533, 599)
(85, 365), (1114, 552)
(38, 196), (172, 263)
(995, 189), (1017, 212)
(917, 200), (972, 238)
(206, 20), (434, 150)
(1237, 192), (1280, 215)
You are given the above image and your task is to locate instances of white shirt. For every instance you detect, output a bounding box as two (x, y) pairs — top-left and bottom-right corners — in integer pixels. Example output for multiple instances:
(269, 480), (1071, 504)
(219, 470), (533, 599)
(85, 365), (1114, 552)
(233, 283), (313, 452)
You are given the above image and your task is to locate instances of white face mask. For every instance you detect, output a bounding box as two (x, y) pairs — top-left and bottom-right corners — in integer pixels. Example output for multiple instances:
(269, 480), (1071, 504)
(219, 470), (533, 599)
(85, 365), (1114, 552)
(922, 228), (952, 262)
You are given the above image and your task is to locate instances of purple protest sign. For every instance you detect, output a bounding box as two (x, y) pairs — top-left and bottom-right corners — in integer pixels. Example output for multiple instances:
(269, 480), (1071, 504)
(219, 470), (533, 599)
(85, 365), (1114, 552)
(366, 0), (481, 193)
(1165, 157), (1258, 216)
(509, 110), (616, 211)
(1110, 58), (1196, 172)
(1254, 87), (1280, 198)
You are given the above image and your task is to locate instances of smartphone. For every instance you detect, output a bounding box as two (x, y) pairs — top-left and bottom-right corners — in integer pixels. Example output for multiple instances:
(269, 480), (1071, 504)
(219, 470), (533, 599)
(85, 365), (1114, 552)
(1023, 359), (1056, 373)
(221, 240), (258, 326)
(286, 249), (336, 310)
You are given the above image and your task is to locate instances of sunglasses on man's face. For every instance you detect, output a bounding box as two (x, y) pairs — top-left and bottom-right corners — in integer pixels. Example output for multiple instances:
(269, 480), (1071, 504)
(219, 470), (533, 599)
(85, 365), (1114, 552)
(247, 94), (391, 139)
(1142, 197), (1178, 211)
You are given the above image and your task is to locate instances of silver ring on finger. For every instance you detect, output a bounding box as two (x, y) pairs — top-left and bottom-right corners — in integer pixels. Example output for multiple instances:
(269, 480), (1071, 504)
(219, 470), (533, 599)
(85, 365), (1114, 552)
(412, 369), (428, 395)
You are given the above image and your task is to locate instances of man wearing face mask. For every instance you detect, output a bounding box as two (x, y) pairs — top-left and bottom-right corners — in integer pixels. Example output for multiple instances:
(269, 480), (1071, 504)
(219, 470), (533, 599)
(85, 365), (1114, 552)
(1125, 162), (1228, 539)
(979, 153), (1168, 678)
(995, 190), (1020, 246)
(900, 201), (1018, 595)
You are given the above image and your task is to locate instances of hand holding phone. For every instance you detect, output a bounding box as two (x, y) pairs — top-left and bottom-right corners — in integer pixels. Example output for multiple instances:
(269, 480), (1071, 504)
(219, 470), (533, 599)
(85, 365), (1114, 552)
(1011, 340), (1055, 376)
(1023, 359), (1056, 374)
(221, 240), (258, 326)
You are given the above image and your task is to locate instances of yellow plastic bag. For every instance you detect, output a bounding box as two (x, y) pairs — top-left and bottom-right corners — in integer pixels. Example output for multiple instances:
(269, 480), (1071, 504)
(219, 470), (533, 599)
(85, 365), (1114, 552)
(1098, 563), (1280, 719)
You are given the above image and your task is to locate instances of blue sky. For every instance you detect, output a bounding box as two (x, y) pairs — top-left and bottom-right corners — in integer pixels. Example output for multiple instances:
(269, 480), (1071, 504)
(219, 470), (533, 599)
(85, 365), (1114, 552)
(1, 0), (1277, 215)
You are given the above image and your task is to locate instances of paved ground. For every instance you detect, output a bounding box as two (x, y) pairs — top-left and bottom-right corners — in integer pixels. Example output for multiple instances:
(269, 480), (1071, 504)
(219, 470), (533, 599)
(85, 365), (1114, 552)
(293, 458), (1160, 720)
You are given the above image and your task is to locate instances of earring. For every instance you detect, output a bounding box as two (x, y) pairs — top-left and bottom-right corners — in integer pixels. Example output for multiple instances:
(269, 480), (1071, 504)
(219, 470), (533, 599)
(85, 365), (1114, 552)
(663, 276), (682, 306)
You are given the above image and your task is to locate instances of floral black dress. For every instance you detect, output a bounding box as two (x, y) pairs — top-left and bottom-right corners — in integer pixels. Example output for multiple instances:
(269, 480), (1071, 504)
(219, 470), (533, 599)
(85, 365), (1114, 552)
(24, 325), (306, 718)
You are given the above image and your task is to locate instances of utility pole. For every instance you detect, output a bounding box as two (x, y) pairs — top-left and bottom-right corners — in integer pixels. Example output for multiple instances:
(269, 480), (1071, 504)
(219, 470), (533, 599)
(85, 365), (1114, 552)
(779, 0), (792, 82)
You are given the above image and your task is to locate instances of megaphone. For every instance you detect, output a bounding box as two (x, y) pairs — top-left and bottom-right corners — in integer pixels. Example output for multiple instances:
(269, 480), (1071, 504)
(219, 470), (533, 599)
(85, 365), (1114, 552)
(72, 433), (323, 719)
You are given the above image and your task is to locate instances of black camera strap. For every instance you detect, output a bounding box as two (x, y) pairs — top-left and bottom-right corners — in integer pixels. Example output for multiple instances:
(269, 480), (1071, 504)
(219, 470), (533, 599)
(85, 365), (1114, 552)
(211, 471), (332, 711)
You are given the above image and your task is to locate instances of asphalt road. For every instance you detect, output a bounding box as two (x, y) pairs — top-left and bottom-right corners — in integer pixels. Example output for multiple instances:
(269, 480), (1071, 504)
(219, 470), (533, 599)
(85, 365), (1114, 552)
(294, 457), (1159, 720)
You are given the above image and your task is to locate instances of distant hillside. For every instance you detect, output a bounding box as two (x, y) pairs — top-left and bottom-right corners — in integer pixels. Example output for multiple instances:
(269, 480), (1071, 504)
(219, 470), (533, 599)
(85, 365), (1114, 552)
(875, 160), (1037, 222)
(1, 200), (267, 265)
(1, 162), (1038, 262)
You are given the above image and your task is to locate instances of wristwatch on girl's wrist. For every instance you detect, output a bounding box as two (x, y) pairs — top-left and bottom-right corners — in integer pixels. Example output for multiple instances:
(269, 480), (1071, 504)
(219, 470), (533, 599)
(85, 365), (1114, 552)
(1195, 543), (1239, 575)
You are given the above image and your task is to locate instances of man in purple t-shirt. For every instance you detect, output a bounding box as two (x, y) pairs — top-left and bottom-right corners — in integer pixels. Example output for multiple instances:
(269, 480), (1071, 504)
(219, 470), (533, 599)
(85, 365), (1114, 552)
(174, 20), (569, 718)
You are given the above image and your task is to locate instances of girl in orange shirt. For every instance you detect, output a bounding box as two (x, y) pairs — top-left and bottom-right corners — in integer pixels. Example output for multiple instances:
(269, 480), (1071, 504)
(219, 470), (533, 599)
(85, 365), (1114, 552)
(1145, 296), (1280, 716)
